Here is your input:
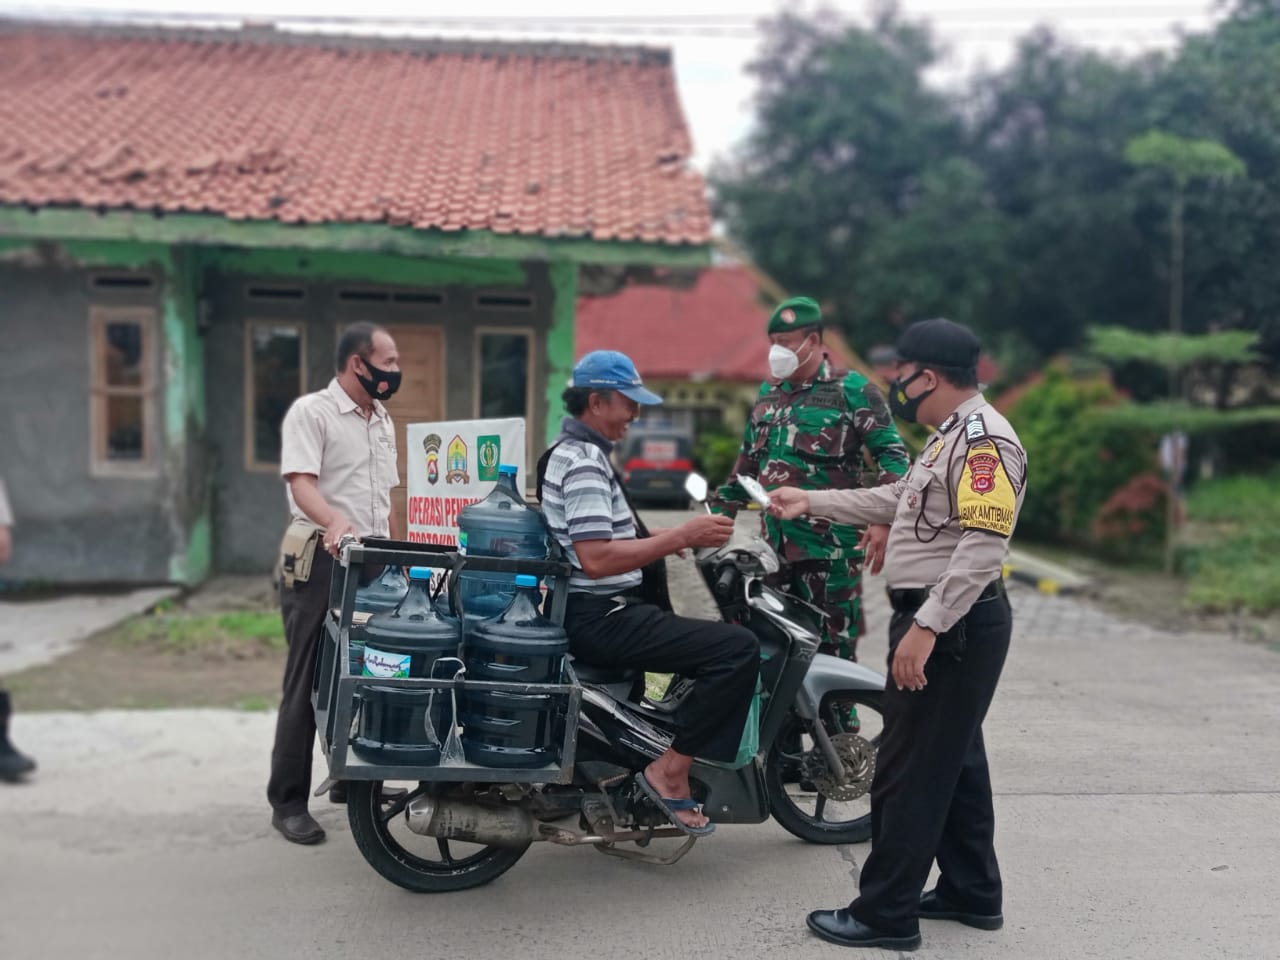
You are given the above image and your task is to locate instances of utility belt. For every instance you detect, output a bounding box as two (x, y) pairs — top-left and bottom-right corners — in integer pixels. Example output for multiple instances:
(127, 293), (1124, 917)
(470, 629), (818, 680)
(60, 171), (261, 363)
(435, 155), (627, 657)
(887, 579), (1006, 616)
(277, 520), (379, 590)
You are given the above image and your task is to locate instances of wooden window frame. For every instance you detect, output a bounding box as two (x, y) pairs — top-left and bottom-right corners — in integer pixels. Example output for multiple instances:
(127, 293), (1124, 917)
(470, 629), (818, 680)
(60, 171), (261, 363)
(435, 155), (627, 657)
(244, 319), (308, 473)
(89, 305), (159, 477)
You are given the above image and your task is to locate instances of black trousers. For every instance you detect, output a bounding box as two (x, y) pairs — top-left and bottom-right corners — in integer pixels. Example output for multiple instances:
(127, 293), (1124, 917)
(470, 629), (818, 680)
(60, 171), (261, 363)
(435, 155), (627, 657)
(564, 594), (759, 763)
(849, 588), (1012, 937)
(267, 548), (334, 816)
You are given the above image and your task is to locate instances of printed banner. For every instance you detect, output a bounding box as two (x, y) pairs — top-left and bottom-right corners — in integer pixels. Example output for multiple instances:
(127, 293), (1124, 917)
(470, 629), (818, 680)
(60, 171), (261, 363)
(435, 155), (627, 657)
(405, 418), (526, 546)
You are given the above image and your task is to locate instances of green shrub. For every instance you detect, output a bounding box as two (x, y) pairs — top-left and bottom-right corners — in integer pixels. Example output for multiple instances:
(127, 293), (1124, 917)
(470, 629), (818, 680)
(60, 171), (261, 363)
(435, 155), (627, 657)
(695, 429), (743, 487)
(1003, 363), (1160, 550)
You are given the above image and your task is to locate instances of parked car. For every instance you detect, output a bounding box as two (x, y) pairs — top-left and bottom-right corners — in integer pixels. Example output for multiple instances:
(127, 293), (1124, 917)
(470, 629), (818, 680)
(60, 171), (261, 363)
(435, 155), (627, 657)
(617, 426), (698, 508)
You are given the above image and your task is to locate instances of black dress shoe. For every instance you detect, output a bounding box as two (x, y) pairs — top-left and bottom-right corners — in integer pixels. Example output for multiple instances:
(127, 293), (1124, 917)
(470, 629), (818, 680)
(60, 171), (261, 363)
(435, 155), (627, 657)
(919, 889), (1003, 930)
(328, 783), (348, 804)
(0, 749), (37, 782)
(806, 909), (921, 951)
(271, 811), (326, 845)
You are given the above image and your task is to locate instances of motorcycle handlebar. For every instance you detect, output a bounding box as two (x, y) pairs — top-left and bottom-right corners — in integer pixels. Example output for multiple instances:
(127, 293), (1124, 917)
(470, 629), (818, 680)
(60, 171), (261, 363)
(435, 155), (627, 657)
(714, 565), (738, 600)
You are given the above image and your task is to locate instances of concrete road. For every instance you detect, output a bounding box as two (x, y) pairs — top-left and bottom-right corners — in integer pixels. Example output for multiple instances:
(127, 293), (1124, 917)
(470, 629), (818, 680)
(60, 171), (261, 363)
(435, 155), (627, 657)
(0, 587), (177, 674)
(2, 519), (1279, 959)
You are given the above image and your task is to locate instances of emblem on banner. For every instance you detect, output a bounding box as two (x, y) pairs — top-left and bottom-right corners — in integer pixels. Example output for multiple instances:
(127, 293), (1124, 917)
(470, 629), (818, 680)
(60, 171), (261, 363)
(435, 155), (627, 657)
(446, 435), (470, 484)
(478, 434), (501, 482)
(423, 433), (442, 486)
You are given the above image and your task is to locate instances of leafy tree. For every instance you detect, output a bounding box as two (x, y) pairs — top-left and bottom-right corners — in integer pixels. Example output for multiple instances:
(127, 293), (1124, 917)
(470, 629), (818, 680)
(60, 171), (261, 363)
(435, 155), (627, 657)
(966, 30), (1165, 362)
(710, 6), (985, 346)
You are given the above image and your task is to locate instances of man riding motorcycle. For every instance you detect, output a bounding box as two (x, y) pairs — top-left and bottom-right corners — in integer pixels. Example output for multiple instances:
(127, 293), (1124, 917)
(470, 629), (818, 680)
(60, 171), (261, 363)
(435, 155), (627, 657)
(538, 350), (760, 836)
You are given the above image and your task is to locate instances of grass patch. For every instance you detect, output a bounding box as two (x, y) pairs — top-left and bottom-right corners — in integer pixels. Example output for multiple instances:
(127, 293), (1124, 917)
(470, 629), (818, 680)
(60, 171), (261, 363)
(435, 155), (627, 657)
(1181, 469), (1280, 614)
(115, 609), (286, 654)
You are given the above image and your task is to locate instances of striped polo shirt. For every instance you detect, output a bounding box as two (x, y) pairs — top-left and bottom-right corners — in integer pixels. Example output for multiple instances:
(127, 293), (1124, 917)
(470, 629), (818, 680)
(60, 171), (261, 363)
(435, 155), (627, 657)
(541, 418), (642, 596)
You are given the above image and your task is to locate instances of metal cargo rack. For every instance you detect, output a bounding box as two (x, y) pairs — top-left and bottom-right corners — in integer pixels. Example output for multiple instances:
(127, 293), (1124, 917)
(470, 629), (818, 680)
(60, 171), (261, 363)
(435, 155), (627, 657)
(311, 537), (580, 784)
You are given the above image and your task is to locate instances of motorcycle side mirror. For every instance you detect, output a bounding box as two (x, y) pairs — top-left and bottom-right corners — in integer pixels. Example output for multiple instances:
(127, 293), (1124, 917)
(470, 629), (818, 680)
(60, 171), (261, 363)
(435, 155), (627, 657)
(684, 473), (709, 504)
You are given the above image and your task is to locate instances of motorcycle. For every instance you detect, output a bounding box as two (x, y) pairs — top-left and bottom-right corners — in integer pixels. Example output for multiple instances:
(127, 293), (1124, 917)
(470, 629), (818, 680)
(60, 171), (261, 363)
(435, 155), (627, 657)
(344, 475), (887, 893)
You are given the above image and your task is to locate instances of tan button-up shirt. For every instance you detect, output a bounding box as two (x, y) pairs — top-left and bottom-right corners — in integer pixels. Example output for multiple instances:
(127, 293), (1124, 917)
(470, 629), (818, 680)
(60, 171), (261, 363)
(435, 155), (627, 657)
(280, 378), (399, 538)
(808, 394), (1027, 634)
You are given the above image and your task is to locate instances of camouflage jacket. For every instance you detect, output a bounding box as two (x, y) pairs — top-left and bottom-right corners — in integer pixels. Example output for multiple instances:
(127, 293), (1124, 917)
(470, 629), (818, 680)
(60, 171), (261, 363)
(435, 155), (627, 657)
(711, 361), (910, 562)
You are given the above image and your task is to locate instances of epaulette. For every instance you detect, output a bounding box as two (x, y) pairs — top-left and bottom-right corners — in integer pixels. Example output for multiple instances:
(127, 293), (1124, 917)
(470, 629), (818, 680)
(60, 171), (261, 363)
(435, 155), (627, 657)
(963, 412), (989, 445)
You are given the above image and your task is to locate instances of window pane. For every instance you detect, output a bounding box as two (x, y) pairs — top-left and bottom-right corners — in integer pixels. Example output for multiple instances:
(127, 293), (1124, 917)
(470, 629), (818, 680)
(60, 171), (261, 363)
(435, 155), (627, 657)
(479, 334), (528, 419)
(252, 326), (302, 464)
(104, 322), (145, 387)
(105, 395), (145, 460)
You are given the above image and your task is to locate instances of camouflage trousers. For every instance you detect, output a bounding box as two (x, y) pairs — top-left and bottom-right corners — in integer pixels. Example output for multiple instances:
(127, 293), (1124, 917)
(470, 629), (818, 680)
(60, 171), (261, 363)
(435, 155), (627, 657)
(767, 557), (865, 662)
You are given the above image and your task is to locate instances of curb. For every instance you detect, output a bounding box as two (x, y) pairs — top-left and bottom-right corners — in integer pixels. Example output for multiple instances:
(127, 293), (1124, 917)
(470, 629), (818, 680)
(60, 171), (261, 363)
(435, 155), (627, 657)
(1002, 559), (1089, 597)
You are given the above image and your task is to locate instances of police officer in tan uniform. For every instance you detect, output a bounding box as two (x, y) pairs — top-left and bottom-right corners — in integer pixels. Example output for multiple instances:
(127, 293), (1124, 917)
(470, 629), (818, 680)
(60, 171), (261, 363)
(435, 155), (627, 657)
(269, 322), (401, 845)
(771, 318), (1027, 952)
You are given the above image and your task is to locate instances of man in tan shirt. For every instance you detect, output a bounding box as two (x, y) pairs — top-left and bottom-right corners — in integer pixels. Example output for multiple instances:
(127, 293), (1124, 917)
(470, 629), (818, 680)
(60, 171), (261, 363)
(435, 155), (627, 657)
(771, 319), (1027, 952)
(1, 477), (38, 782)
(268, 322), (401, 845)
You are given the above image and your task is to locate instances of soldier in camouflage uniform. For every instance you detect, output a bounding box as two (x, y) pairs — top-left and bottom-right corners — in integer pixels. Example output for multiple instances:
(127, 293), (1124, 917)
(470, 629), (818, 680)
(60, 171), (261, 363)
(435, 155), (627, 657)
(711, 296), (910, 663)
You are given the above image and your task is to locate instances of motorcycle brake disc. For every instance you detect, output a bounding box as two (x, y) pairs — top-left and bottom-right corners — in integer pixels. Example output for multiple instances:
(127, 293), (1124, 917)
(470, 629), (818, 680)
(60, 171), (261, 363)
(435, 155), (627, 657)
(810, 733), (876, 802)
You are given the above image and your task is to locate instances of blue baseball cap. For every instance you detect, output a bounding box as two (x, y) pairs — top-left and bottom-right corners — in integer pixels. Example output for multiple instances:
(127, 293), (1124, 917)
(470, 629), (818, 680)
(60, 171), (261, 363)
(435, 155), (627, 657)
(572, 350), (663, 405)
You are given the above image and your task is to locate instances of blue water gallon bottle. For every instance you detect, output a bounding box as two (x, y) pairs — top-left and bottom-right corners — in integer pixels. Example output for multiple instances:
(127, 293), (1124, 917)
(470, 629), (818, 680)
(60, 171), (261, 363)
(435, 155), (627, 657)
(460, 574), (569, 769)
(456, 465), (548, 624)
(350, 565), (409, 674)
(351, 566), (462, 766)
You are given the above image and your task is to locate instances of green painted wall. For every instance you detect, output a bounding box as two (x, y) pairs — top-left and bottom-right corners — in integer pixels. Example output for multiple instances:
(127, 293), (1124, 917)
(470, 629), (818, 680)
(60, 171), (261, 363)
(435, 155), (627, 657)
(203, 246), (527, 288)
(164, 248), (210, 584)
(0, 237), (170, 269)
(546, 261), (578, 448)
(0, 206), (711, 269)
(0, 208), (705, 581)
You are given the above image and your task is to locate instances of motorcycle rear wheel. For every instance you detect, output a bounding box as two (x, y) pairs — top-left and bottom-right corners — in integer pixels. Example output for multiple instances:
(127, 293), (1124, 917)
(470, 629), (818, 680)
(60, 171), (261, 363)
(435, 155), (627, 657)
(347, 780), (531, 893)
(765, 690), (883, 845)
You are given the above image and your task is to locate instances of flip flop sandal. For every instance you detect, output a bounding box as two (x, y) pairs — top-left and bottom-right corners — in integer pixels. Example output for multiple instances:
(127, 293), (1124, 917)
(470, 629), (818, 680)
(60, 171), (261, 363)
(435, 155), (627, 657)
(634, 771), (715, 837)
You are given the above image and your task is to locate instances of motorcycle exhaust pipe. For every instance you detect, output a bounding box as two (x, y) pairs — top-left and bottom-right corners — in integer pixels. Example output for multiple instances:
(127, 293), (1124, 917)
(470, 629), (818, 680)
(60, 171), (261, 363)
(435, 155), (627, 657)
(405, 796), (539, 848)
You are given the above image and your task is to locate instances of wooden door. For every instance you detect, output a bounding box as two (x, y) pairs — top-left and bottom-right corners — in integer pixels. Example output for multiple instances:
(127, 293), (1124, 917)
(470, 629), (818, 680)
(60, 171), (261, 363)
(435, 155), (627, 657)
(381, 324), (445, 538)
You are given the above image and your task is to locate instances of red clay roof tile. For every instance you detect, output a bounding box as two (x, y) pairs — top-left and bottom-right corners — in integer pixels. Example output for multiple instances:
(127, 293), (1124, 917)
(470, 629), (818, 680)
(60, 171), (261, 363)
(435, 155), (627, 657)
(577, 266), (875, 383)
(0, 23), (710, 246)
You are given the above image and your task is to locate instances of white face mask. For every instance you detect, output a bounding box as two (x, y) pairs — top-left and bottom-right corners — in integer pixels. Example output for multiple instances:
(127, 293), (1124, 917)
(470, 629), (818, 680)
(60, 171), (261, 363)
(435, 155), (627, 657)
(768, 342), (807, 380)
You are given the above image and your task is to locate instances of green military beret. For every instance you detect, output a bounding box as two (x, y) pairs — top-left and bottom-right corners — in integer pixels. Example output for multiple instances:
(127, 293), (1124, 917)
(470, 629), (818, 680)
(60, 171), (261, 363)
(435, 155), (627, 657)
(768, 296), (823, 334)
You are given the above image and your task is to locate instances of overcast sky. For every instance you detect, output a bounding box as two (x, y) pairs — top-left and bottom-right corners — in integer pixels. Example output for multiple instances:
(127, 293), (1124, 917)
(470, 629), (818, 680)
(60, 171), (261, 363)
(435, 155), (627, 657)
(1, 1), (1224, 168)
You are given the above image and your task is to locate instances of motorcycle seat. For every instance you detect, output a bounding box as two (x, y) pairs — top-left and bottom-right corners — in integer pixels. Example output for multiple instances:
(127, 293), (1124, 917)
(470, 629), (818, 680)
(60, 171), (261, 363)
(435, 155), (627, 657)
(569, 659), (639, 685)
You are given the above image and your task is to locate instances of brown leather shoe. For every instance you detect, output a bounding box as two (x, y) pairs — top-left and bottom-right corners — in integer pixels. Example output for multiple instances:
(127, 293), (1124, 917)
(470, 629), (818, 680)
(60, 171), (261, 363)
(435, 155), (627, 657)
(271, 811), (326, 845)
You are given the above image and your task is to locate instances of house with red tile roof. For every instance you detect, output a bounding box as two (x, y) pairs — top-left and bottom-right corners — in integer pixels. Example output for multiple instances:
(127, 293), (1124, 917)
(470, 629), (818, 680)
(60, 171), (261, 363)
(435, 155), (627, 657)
(0, 20), (710, 584)
(576, 265), (877, 437)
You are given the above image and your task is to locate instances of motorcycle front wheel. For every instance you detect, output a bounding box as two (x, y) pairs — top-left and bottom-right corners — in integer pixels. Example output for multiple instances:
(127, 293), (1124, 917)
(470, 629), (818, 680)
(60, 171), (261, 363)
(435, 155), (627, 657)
(347, 780), (531, 893)
(764, 690), (883, 845)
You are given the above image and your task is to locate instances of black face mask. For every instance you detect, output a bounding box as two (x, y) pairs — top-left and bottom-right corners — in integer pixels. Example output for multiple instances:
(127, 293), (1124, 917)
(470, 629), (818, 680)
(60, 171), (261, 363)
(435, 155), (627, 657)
(356, 358), (402, 402)
(888, 369), (934, 423)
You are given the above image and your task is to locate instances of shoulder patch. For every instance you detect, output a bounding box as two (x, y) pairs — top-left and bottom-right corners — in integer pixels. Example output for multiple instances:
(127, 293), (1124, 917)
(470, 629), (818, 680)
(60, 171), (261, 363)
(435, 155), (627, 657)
(964, 412), (988, 444)
(957, 439), (1016, 537)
